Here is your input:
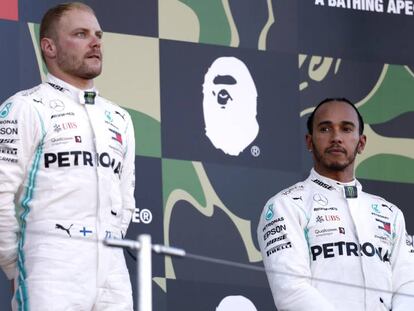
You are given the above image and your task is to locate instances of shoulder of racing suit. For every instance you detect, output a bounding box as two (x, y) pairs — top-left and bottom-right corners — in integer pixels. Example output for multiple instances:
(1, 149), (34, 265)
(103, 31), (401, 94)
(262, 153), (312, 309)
(4, 83), (54, 116)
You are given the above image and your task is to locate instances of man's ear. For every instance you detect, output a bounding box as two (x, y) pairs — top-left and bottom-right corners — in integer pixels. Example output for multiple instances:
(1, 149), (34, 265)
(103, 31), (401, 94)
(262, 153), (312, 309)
(306, 133), (313, 152)
(357, 134), (367, 154)
(40, 37), (57, 59)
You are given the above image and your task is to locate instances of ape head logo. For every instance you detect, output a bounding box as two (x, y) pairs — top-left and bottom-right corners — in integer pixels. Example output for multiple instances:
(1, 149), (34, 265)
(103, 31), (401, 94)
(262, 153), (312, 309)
(202, 57), (259, 156)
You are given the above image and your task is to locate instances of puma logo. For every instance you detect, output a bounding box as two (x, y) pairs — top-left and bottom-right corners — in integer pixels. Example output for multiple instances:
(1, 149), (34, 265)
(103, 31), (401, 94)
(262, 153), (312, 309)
(115, 111), (125, 120)
(55, 223), (73, 237)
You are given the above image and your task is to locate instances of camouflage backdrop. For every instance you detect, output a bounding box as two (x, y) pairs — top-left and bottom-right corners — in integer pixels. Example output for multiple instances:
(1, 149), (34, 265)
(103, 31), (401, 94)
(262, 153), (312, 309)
(1, 0), (414, 310)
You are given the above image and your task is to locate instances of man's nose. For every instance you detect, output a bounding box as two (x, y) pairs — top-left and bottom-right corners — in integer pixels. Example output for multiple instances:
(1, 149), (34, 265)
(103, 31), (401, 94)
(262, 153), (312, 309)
(330, 129), (343, 143)
(90, 35), (101, 47)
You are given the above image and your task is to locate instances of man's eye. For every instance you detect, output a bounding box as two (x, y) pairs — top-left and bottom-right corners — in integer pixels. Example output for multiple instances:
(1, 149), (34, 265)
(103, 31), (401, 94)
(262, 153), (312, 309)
(343, 127), (353, 132)
(76, 32), (86, 38)
(319, 127), (329, 132)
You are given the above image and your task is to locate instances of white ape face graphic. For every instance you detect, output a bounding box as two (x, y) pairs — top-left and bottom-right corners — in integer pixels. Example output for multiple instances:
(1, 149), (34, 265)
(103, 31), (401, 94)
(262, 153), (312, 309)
(216, 295), (258, 311)
(202, 57), (259, 156)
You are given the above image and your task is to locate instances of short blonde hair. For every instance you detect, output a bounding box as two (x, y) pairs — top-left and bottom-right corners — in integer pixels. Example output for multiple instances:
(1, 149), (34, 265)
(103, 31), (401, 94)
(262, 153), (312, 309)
(40, 2), (95, 41)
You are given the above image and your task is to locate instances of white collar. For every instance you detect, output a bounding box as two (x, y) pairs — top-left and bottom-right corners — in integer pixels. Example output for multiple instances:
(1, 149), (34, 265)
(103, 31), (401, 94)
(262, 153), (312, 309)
(46, 73), (99, 105)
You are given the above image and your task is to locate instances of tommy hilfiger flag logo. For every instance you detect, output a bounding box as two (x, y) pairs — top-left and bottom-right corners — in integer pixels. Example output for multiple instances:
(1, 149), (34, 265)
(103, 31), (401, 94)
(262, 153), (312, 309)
(109, 128), (122, 144)
(376, 218), (391, 234)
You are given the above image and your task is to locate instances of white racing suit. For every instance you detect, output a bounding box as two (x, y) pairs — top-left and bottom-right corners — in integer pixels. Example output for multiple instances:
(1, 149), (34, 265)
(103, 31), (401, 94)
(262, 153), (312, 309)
(0, 74), (135, 310)
(258, 169), (414, 311)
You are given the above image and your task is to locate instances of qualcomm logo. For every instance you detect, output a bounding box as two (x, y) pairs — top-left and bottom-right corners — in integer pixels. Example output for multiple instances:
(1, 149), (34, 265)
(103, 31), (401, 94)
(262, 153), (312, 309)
(202, 57), (259, 156)
(216, 295), (257, 311)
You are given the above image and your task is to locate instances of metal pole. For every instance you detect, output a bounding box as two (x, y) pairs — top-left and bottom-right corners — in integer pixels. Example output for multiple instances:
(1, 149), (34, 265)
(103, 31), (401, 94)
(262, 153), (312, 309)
(138, 234), (152, 311)
(104, 234), (185, 311)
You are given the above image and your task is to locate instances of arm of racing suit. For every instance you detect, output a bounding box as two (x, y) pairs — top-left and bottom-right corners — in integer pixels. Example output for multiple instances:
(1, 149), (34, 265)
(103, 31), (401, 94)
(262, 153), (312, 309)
(120, 110), (135, 237)
(390, 209), (414, 310)
(258, 195), (336, 311)
(0, 98), (43, 279)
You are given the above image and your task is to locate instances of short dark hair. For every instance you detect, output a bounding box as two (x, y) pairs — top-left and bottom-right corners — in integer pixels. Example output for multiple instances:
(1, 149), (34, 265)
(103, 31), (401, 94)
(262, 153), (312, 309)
(306, 98), (364, 135)
(40, 2), (95, 41)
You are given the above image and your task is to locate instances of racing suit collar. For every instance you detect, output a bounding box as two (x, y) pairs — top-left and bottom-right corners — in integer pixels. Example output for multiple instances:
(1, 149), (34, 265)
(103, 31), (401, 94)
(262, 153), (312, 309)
(46, 73), (99, 105)
(309, 168), (362, 198)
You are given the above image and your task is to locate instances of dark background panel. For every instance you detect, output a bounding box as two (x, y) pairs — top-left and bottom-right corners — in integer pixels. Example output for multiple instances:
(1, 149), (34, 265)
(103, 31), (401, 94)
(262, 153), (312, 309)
(0, 273), (12, 310)
(170, 200), (268, 286)
(0, 20), (20, 102)
(0, 20), (40, 103)
(229, 0), (269, 49)
(227, 0), (298, 53)
(19, 0), (158, 37)
(298, 1), (414, 64)
(299, 57), (384, 111)
(265, 0), (298, 53)
(203, 163), (305, 233)
(160, 39), (300, 170)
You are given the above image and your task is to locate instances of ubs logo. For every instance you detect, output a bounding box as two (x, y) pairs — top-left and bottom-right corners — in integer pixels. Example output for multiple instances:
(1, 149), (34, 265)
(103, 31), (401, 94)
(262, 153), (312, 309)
(54, 122), (78, 133)
(202, 57), (259, 156)
(316, 215), (340, 223)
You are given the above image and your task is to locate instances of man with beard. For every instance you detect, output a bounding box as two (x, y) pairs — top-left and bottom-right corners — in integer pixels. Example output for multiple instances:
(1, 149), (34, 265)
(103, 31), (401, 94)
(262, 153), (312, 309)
(257, 98), (414, 310)
(0, 3), (135, 310)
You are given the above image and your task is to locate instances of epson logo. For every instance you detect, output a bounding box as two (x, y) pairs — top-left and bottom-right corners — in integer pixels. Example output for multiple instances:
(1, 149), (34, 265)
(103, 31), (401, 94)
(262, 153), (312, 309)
(310, 241), (390, 262)
(44, 151), (122, 177)
(0, 127), (18, 135)
(263, 224), (287, 241)
(312, 179), (334, 190)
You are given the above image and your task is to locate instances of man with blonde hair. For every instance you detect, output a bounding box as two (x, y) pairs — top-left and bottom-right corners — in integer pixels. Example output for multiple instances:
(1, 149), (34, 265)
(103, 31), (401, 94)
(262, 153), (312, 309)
(0, 3), (135, 310)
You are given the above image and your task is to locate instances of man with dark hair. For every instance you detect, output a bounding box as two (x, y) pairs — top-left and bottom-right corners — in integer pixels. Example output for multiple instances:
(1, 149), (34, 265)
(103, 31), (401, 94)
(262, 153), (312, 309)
(306, 97), (365, 135)
(0, 2), (135, 310)
(258, 98), (414, 310)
